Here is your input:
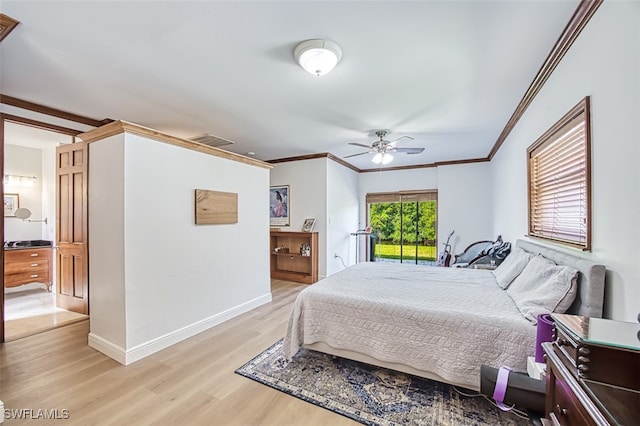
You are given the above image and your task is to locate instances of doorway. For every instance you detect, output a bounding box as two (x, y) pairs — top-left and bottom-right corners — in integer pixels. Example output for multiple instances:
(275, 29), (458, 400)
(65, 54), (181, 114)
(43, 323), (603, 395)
(2, 120), (87, 341)
(367, 191), (438, 265)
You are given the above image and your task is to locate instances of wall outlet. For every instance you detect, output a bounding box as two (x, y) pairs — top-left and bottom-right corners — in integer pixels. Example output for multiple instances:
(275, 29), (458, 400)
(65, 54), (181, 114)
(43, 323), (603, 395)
(334, 253), (339, 258)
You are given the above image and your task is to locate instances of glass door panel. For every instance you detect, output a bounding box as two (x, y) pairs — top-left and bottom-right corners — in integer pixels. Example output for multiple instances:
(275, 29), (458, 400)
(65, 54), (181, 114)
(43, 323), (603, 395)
(369, 199), (437, 264)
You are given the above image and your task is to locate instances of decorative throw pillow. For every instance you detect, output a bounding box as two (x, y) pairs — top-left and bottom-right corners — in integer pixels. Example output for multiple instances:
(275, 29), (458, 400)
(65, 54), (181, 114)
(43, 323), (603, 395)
(506, 254), (579, 324)
(492, 246), (534, 289)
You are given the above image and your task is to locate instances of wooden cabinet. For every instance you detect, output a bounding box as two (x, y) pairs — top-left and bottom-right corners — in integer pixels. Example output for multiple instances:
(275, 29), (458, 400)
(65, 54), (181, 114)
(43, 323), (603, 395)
(4, 247), (53, 291)
(270, 231), (318, 284)
(543, 314), (640, 425)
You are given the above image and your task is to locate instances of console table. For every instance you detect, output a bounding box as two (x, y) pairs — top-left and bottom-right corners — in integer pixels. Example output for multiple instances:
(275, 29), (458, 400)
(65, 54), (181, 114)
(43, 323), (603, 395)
(542, 314), (640, 425)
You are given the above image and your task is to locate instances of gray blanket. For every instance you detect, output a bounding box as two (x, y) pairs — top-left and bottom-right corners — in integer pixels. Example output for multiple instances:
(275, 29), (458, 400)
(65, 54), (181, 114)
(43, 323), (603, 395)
(284, 262), (536, 389)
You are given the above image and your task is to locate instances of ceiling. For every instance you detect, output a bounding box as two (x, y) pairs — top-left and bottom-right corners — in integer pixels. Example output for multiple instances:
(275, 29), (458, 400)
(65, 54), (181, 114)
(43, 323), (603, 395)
(0, 1), (580, 170)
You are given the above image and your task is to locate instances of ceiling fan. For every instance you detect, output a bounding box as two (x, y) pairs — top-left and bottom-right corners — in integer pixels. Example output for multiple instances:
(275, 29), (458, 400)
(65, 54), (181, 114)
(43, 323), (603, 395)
(344, 130), (425, 165)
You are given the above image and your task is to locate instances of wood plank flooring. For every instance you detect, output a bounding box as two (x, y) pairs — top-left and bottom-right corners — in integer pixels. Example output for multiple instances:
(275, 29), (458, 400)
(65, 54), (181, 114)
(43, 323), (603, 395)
(0, 280), (358, 425)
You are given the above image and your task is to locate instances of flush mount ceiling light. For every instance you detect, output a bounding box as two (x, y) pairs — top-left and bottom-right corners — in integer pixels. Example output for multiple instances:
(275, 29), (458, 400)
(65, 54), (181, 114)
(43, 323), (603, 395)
(294, 39), (342, 76)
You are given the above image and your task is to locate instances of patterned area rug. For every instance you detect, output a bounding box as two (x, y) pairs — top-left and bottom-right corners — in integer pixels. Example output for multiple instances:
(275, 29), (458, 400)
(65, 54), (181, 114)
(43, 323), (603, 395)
(236, 339), (530, 425)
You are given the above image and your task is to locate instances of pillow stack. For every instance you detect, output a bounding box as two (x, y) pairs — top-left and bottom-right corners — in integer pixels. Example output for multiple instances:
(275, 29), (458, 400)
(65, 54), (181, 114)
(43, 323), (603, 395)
(492, 249), (579, 324)
(492, 246), (533, 289)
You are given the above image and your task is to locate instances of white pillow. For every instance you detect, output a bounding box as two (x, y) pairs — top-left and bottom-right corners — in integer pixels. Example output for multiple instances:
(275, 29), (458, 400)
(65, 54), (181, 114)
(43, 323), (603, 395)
(506, 255), (579, 324)
(492, 246), (534, 289)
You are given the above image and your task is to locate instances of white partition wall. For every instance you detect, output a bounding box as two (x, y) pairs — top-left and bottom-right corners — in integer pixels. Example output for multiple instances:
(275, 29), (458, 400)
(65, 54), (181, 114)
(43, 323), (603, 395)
(87, 124), (272, 364)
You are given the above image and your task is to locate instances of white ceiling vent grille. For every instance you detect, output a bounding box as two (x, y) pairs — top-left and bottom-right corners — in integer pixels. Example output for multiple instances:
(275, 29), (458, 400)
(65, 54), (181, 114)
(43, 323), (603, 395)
(190, 133), (235, 148)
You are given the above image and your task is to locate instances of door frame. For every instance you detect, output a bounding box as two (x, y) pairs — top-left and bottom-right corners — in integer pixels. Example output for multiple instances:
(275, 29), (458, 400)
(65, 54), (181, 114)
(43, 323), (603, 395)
(0, 113), (84, 342)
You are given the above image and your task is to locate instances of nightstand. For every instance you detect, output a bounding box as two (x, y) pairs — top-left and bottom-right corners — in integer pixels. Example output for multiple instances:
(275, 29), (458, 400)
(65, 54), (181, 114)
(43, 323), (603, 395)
(542, 314), (640, 425)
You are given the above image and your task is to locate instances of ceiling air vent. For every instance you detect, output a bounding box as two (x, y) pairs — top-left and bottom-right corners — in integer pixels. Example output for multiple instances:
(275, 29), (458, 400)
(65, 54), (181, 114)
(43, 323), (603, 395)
(190, 133), (235, 148)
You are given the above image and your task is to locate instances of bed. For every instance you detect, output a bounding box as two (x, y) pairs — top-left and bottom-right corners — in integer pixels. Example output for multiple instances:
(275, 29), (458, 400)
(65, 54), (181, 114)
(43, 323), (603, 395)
(283, 239), (606, 391)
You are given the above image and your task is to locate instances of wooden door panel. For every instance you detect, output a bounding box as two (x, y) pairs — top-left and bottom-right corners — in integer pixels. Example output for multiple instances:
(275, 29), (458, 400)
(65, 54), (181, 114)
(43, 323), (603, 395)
(56, 142), (88, 314)
(58, 173), (71, 242)
(73, 172), (85, 242)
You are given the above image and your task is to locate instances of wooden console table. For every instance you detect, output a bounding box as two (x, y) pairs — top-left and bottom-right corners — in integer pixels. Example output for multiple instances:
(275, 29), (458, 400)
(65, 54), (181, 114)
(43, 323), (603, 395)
(542, 314), (640, 425)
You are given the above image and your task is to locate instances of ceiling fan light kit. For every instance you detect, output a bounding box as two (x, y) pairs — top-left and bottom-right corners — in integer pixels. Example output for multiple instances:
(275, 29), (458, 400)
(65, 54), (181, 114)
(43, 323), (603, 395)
(372, 152), (393, 165)
(294, 39), (342, 76)
(344, 130), (425, 164)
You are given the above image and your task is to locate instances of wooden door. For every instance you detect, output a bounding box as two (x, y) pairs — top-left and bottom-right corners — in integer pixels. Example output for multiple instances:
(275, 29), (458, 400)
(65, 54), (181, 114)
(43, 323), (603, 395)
(56, 142), (89, 314)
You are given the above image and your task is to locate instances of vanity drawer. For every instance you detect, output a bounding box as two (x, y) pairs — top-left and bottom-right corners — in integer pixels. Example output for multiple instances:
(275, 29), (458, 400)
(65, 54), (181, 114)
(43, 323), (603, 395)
(5, 270), (50, 286)
(4, 248), (51, 262)
(5, 259), (49, 274)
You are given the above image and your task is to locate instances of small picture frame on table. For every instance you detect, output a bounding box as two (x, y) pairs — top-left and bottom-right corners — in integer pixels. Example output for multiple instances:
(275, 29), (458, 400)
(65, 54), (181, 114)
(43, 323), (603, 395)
(301, 218), (316, 232)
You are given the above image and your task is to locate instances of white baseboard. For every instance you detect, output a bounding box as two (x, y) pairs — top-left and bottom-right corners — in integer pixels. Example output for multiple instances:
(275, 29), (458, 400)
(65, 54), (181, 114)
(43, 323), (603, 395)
(1, 399), (4, 424)
(88, 292), (272, 365)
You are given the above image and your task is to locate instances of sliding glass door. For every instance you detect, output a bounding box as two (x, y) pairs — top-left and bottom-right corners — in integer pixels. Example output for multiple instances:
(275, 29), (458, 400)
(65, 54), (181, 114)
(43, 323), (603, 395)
(367, 191), (437, 264)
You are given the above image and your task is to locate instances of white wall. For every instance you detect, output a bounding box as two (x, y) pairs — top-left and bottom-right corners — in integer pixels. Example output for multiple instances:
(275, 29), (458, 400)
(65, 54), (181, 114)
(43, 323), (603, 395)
(326, 160), (359, 275)
(436, 163), (494, 253)
(89, 131), (271, 363)
(269, 158), (329, 278)
(88, 134), (126, 349)
(358, 164), (493, 255)
(4, 144), (44, 241)
(490, 0), (640, 321)
(41, 145), (57, 242)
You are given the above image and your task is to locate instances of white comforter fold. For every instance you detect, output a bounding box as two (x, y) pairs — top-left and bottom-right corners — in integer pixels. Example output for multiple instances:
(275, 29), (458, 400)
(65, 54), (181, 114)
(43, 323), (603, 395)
(283, 262), (536, 389)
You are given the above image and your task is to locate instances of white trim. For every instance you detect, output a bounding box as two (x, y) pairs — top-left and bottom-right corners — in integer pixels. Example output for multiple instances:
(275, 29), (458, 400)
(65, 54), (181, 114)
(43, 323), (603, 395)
(88, 333), (127, 364)
(89, 293), (272, 365)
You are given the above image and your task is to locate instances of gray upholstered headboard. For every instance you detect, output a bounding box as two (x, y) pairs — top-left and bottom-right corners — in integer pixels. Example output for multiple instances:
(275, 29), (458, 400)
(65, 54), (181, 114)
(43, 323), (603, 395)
(516, 239), (606, 318)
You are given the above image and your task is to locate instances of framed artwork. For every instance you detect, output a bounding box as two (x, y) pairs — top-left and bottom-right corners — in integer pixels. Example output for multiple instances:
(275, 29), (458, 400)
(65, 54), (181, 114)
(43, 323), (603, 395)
(301, 218), (316, 232)
(4, 193), (19, 217)
(270, 185), (289, 226)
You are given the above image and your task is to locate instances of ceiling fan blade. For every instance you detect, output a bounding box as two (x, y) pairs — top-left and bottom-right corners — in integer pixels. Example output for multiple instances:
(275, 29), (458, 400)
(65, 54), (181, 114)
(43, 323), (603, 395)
(348, 142), (373, 148)
(395, 147), (425, 155)
(344, 151), (372, 158)
(389, 135), (415, 146)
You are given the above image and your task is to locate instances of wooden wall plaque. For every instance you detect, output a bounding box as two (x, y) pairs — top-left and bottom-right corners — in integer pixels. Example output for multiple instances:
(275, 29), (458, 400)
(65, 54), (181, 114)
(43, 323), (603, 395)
(195, 189), (238, 224)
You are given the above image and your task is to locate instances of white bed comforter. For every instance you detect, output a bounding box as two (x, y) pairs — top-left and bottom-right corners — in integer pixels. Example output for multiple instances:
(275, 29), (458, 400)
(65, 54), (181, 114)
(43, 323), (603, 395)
(284, 262), (536, 389)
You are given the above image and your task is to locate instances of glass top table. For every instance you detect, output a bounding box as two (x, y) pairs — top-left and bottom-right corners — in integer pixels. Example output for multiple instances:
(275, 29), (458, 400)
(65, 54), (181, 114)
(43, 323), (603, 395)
(551, 313), (640, 351)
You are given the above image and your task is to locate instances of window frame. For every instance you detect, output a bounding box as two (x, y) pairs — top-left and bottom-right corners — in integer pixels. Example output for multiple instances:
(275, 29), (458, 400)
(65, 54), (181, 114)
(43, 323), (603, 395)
(527, 96), (592, 251)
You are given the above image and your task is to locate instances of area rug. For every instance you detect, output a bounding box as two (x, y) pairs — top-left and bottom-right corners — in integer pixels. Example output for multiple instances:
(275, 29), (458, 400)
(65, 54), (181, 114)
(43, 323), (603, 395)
(235, 339), (530, 425)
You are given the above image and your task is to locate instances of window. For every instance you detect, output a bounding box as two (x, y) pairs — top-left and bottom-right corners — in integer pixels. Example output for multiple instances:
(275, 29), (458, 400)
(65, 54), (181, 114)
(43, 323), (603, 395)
(366, 190), (438, 264)
(527, 97), (591, 250)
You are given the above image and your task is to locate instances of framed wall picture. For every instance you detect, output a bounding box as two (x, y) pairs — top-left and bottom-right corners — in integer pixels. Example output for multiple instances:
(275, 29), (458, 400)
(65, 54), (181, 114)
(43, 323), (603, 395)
(270, 185), (289, 226)
(301, 218), (316, 232)
(3, 193), (19, 217)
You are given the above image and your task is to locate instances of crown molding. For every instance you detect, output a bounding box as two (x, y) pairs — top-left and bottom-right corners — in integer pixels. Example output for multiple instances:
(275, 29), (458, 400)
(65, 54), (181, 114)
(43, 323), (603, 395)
(487, 0), (603, 160)
(79, 120), (273, 169)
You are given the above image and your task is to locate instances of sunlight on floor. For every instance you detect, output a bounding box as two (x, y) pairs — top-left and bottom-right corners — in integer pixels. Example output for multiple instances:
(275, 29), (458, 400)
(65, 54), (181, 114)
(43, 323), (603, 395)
(4, 288), (88, 341)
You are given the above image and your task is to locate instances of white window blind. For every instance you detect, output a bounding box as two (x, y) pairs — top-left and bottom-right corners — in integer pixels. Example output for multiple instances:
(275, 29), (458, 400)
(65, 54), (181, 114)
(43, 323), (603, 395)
(366, 190), (437, 205)
(527, 97), (591, 250)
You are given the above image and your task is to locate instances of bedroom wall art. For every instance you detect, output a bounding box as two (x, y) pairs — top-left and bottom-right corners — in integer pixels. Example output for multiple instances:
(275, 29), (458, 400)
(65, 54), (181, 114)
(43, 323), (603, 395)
(3, 193), (19, 217)
(195, 189), (238, 224)
(270, 185), (289, 227)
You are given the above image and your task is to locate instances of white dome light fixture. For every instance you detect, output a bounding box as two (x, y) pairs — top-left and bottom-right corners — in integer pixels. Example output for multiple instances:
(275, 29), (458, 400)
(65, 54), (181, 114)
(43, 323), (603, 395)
(294, 39), (342, 76)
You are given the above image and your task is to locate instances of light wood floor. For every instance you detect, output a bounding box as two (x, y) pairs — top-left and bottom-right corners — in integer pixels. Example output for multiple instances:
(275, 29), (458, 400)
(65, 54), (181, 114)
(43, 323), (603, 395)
(0, 280), (358, 425)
